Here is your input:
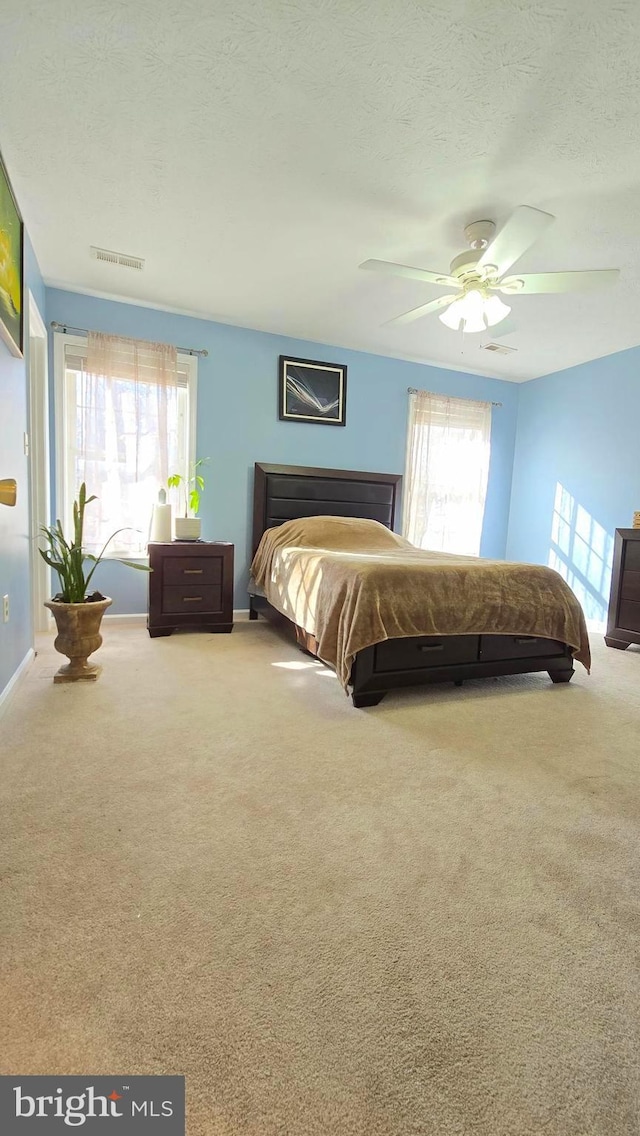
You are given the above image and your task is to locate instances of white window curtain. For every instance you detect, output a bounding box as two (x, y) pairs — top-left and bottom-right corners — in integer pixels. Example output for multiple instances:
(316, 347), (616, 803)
(73, 332), (179, 555)
(403, 389), (492, 556)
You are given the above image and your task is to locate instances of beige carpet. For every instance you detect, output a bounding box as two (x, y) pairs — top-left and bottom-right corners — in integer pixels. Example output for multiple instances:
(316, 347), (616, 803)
(1, 618), (640, 1135)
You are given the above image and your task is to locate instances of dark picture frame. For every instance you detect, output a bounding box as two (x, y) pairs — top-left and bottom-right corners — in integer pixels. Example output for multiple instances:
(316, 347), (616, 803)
(0, 147), (24, 359)
(279, 355), (347, 426)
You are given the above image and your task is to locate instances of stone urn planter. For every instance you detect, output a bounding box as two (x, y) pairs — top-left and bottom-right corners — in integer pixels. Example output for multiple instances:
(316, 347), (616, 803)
(45, 596), (113, 683)
(39, 482), (151, 685)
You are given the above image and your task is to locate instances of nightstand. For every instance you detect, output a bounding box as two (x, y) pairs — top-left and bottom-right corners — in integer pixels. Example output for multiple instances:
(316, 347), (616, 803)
(605, 529), (640, 650)
(147, 542), (234, 637)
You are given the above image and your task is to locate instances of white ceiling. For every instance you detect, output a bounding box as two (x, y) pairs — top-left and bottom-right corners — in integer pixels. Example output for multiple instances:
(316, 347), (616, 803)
(2, 0), (640, 382)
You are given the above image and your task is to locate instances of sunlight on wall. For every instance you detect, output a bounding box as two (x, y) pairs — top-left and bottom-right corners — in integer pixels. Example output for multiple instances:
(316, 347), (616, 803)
(548, 483), (614, 624)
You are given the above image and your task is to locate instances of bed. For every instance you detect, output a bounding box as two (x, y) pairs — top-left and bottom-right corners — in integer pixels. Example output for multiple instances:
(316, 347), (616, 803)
(248, 463), (590, 707)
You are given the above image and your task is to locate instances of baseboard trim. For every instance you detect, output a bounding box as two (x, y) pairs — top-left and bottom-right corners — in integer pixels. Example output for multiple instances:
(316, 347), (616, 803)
(0, 647), (36, 716)
(104, 610), (252, 623)
(103, 613), (147, 625)
(102, 608), (250, 627)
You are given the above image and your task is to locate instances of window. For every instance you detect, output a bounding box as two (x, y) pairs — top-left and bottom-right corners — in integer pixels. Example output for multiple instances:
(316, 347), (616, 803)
(55, 333), (197, 557)
(403, 389), (492, 556)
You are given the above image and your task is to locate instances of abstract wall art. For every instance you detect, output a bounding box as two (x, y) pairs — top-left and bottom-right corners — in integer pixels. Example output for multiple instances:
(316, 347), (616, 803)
(278, 355), (347, 426)
(0, 148), (23, 358)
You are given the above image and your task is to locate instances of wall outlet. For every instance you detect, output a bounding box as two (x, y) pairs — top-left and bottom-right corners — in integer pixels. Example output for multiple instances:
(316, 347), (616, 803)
(2, 595), (8, 623)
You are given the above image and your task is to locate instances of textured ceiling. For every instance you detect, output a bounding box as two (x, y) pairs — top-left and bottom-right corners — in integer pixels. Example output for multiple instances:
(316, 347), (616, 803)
(2, 0), (640, 381)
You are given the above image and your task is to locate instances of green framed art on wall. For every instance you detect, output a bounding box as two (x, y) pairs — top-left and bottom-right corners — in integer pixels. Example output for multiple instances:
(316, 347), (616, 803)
(0, 147), (24, 358)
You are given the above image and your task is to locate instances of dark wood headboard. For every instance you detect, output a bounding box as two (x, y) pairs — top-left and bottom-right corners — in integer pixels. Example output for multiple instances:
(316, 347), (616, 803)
(252, 463), (402, 555)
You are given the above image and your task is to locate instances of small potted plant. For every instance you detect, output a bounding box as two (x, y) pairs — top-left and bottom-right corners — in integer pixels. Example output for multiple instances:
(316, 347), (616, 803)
(39, 482), (151, 683)
(168, 458), (208, 541)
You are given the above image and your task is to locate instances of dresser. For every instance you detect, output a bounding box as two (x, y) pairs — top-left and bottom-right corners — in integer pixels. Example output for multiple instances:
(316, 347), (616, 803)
(147, 542), (234, 637)
(605, 529), (640, 649)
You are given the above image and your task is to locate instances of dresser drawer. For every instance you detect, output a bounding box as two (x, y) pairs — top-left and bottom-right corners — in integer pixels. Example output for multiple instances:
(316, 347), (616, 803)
(162, 585), (222, 614)
(621, 570), (640, 603)
(374, 635), (478, 672)
(163, 556), (222, 586)
(623, 541), (640, 573)
(618, 598), (640, 633)
(479, 634), (566, 661)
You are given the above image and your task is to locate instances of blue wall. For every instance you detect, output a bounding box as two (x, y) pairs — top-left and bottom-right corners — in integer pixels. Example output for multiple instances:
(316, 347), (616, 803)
(0, 235), (45, 697)
(506, 347), (640, 624)
(46, 288), (520, 613)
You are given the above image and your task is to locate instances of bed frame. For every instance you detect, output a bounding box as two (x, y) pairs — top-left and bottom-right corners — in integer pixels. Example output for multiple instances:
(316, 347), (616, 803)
(249, 462), (575, 707)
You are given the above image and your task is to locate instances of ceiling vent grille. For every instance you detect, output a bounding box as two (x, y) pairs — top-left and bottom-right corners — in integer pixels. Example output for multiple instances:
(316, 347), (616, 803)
(480, 341), (517, 355)
(90, 246), (145, 271)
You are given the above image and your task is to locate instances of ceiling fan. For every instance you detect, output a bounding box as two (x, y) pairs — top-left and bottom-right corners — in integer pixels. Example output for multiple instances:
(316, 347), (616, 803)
(360, 206), (620, 333)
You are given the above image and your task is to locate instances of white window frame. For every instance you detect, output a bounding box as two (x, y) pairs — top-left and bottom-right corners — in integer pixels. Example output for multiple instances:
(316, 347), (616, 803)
(53, 332), (197, 558)
(402, 389), (491, 557)
(28, 292), (51, 631)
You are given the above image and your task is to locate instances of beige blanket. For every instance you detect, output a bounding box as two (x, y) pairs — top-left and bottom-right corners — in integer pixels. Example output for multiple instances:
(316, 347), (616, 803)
(251, 515), (591, 690)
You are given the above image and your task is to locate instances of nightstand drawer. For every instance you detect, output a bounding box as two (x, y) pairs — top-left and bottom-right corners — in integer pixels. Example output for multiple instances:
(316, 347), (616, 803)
(621, 570), (640, 603)
(624, 542), (640, 573)
(618, 598), (640, 633)
(163, 557), (222, 586)
(162, 585), (222, 613)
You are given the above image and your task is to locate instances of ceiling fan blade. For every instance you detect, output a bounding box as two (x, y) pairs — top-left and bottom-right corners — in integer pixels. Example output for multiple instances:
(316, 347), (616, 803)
(385, 294), (457, 327)
(477, 205), (555, 278)
(497, 269), (620, 295)
(360, 259), (458, 288)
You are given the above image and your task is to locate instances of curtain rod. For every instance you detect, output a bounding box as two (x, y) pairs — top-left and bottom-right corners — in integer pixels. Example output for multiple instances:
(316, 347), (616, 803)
(408, 386), (502, 407)
(50, 322), (209, 358)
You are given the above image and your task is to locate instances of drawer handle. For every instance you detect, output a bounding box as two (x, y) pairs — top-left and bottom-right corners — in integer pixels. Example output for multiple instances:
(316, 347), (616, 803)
(514, 636), (536, 644)
(183, 568), (203, 575)
(418, 643), (444, 652)
(182, 596), (203, 602)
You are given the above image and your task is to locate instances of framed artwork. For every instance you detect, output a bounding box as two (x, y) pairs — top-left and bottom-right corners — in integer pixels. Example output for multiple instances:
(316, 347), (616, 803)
(0, 148), (24, 359)
(279, 355), (347, 426)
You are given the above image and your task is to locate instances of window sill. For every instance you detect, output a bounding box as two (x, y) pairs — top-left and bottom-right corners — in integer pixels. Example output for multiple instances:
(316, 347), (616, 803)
(97, 553), (150, 564)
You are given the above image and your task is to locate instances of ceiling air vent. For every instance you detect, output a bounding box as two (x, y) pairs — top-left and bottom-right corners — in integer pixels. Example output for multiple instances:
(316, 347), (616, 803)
(480, 342), (517, 355)
(90, 246), (145, 271)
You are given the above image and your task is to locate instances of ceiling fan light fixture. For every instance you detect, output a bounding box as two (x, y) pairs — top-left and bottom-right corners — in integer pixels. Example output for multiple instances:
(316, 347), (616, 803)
(439, 289), (494, 333)
(439, 288), (511, 334)
(483, 294), (511, 327)
(439, 300), (464, 331)
(459, 312), (487, 334)
(439, 294), (482, 332)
